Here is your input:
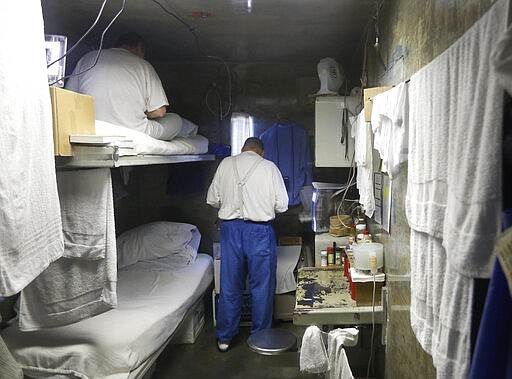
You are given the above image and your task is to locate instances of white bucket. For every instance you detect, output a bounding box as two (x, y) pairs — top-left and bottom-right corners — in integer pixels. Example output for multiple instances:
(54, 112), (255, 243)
(352, 243), (384, 271)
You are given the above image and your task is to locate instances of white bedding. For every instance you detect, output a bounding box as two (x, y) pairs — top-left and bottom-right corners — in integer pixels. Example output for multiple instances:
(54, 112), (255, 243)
(1, 254), (214, 379)
(94, 120), (209, 156)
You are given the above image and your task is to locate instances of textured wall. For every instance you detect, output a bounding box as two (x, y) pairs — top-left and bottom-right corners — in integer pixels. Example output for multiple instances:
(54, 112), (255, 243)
(365, 1), (494, 378)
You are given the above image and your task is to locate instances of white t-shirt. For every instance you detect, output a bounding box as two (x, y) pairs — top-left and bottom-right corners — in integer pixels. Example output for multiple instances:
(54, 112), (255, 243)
(66, 48), (169, 135)
(206, 151), (289, 222)
(370, 81), (408, 179)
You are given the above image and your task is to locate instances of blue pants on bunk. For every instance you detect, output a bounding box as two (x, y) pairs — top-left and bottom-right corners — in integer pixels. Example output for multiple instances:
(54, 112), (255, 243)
(216, 219), (277, 343)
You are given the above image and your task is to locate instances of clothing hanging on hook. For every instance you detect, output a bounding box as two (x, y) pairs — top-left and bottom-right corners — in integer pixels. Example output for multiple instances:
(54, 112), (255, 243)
(259, 118), (312, 205)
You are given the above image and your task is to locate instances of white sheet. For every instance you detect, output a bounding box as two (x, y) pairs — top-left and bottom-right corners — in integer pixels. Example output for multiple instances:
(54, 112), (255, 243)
(2, 254), (214, 379)
(275, 245), (302, 294)
(94, 120), (209, 156)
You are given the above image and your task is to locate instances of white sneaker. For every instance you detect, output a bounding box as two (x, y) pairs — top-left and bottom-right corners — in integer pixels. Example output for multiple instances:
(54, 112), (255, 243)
(217, 341), (230, 352)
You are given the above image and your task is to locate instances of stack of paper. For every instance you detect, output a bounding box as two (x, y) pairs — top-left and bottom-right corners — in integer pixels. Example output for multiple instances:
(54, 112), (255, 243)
(69, 134), (137, 156)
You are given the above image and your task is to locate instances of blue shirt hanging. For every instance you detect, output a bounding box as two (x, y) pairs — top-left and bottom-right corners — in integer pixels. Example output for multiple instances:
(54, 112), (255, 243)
(259, 120), (312, 206)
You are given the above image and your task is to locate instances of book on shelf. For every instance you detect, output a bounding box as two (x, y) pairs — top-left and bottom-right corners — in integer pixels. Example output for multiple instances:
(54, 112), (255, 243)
(69, 134), (129, 144)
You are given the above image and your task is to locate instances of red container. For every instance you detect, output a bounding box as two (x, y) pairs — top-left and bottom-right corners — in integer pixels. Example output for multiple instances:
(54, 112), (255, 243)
(343, 257), (350, 277)
(348, 271), (356, 300)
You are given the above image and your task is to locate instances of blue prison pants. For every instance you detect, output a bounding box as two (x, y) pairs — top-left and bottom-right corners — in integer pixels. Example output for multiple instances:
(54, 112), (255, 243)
(216, 219), (277, 343)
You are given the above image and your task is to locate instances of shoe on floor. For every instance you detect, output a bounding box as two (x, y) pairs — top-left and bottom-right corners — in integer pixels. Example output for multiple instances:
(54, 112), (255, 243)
(217, 340), (230, 352)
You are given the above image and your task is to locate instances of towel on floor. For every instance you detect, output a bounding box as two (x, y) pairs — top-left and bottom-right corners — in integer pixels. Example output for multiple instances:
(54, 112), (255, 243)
(351, 110), (375, 217)
(0, 1), (64, 297)
(442, 0), (506, 278)
(300, 325), (328, 374)
(370, 81), (409, 179)
(19, 169), (117, 331)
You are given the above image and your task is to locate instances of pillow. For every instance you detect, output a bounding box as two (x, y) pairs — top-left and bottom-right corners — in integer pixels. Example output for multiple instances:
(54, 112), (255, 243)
(116, 221), (200, 269)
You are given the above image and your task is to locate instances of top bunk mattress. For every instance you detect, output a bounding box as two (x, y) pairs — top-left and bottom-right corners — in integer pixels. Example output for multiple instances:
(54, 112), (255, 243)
(94, 120), (209, 156)
(56, 121), (214, 168)
(2, 253), (214, 379)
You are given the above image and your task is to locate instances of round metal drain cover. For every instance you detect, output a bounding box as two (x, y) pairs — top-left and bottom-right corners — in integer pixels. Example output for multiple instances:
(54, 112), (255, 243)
(247, 328), (297, 355)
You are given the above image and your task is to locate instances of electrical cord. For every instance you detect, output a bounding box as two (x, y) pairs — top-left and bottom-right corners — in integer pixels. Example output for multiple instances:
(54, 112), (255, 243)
(48, 0), (125, 86)
(205, 84), (225, 120)
(332, 143), (358, 229)
(366, 270), (377, 378)
(360, 0), (386, 87)
(151, 0), (232, 119)
(46, 0), (108, 69)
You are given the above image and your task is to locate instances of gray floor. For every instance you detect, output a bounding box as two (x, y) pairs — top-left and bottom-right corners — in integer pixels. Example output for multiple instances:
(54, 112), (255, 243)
(151, 303), (384, 379)
(152, 317), (316, 379)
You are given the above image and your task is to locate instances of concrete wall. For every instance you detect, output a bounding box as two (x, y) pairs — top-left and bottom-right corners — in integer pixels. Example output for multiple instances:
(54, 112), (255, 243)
(365, 1), (494, 378)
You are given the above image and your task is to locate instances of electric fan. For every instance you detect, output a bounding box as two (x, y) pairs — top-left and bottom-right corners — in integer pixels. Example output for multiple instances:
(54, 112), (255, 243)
(316, 57), (345, 95)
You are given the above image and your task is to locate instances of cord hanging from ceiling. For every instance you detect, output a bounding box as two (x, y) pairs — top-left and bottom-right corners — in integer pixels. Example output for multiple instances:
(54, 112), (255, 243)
(151, 0), (232, 120)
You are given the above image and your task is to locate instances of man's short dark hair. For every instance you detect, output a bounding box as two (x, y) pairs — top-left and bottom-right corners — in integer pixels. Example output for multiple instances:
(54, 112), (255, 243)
(242, 137), (264, 151)
(115, 32), (145, 48)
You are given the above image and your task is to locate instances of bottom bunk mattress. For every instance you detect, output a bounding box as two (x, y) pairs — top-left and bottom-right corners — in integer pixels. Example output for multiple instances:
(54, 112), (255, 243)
(1, 253), (214, 379)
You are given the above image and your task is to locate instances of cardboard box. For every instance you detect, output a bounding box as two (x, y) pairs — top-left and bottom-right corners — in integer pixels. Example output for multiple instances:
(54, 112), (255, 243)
(273, 293), (296, 321)
(279, 236), (303, 246)
(49, 87), (95, 156)
(355, 281), (383, 306)
(363, 86), (393, 122)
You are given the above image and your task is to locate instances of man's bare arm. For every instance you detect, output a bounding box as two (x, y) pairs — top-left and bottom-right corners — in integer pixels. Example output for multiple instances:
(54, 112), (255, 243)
(145, 105), (167, 119)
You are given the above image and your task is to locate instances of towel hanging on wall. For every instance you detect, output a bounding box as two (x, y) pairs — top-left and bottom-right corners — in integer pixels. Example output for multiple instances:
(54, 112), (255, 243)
(0, 0), (64, 297)
(19, 169), (117, 331)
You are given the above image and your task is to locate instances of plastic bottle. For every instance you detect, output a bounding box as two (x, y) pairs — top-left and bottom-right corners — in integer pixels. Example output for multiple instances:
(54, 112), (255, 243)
(335, 246), (342, 266)
(320, 250), (328, 267)
(327, 247), (335, 266)
(356, 223), (367, 243)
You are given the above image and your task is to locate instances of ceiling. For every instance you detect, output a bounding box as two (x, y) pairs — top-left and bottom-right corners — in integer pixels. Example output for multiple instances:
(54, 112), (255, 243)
(42, 0), (378, 80)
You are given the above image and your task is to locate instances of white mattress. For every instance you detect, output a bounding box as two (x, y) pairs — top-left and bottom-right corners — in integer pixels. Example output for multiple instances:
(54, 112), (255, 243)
(94, 120), (209, 156)
(1, 254), (214, 379)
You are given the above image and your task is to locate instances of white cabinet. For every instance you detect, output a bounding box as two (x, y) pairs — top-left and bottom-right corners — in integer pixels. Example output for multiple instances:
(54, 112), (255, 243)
(314, 95), (361, 167)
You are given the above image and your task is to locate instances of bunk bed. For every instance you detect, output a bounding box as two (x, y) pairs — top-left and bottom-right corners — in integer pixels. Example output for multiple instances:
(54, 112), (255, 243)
(0, 111), (216, 377)
(1, 224), (214, 379)
(56, 120), (215, 168)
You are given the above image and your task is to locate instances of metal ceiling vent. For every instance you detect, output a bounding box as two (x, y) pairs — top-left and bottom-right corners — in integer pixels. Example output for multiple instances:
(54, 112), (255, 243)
(316, 57), (345, 95)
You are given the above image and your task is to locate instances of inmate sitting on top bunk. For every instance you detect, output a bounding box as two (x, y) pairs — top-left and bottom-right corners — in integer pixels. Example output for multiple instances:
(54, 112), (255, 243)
(66, 31), (188, 141)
